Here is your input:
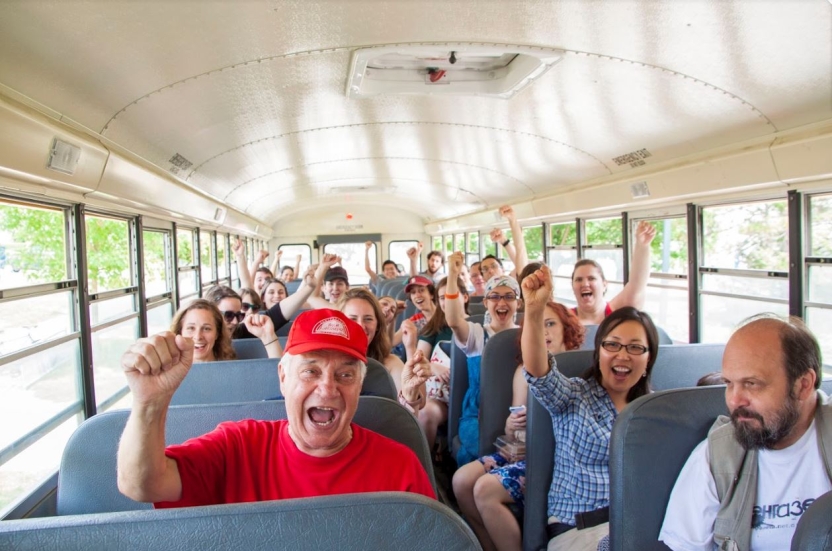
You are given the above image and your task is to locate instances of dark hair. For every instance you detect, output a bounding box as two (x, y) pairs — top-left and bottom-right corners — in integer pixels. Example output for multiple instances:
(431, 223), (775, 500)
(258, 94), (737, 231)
(337, 288), (391, 362)
(482, 254), (503, 267)
(260, 278), (288, 304)
(515, 300), (584, 364)
(470, 261), (482, 276)
(280, 265), (295, 274)
(572, 259), (606, 282)
(739, 314), (822, 390)
(381, 260), (398, 272)
(255, 266), (274, 278)
(697, 372), (724, 387)
(423, 276), (469, 337)
(170, 299), (236, 361)
(204, 285), (241, 305)
(583, 306), (659, 403)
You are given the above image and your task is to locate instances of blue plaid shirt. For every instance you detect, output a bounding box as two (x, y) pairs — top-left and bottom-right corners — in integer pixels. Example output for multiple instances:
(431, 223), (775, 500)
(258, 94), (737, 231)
(525, 355), (617, 525)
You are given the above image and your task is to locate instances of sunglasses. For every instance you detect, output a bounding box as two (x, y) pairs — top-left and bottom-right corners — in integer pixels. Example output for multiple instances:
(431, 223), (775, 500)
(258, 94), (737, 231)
(221, 310), (246, 323)
(241, 302), (257, 311)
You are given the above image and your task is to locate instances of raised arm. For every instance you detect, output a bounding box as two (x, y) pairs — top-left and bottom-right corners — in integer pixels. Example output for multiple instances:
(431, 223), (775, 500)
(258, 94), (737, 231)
(117, 333), (194, 503)
(407, 243), (421, 277)
(501, 205), (528, 278)
(521, 265), (552, 378)
(304, 254), (340, 310)
(445, 251), (470, 345)
(400, 349), (430, 413)
(244, 313), (283, 358)
(250, 249), (269, 278)
(293, 254), (302, 280)
(610, 220), (656, 312)
(282, 259), (331, 314)
(232, 238), (252, 290)
(364, 241), (379, 284)
(269, 249), (283, 276)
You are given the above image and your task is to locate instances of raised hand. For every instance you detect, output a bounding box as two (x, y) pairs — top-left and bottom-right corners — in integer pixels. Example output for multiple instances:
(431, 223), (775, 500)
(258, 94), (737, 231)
(490, 228), (505, 244)
(400, 318), (418, 352)
(276, 249), (283, 260)
(302, 264), (317, 286)
(448, 251), (464, 277)
(365, 240), (373, 250)
(244, 313), (276, 340)
(121, 332), (194, 406)
(499, 205), (516, 223)
(232, 238), (244, 257)
(522, 264), (553, 312)
(406, 246), (418, 259)
(256, 249), (269, 263)
(635, 220), (657, 247)
(402, 350), (430, 396)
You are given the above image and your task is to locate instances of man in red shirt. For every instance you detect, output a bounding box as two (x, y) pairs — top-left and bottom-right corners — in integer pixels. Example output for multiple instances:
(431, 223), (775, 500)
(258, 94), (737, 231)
(117, 308), (434, 507)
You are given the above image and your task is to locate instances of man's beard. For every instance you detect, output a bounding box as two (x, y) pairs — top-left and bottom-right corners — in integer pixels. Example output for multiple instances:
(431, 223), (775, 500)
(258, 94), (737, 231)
(731, 392), (800, 450)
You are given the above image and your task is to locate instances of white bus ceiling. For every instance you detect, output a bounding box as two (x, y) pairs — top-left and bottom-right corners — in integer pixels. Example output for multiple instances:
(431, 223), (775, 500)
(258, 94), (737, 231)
(0, 1), (830, 237)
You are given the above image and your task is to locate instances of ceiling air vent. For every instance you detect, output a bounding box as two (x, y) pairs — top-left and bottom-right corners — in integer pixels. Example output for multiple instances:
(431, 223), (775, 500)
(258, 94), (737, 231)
(346, 44), (563, 99)
(47, 138), (81, 175)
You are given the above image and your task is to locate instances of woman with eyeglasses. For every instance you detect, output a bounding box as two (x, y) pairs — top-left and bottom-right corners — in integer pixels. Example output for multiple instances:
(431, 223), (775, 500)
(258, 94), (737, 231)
(203, 285), (282, 359)
(522, 265), (659, 551)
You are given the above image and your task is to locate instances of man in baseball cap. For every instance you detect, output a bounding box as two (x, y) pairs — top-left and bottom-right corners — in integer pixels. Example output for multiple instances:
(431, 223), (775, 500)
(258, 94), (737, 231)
(117, 308), (434, 507)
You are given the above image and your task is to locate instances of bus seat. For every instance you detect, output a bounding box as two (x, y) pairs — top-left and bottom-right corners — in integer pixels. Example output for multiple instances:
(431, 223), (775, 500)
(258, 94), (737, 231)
(2, 493), (480, 551)
(609, 386), (728, 551)
(284, 278), (303, 295)
(230, 338), (267, 360)
(468, 295), (484, 304)
(523, 353), (589, 551)
(169, 358), (396, 406)
(821, 372), (832, 395)
(791, 489), (832, 551)
(378, 276), (408, 297)
(478, 328), (520, 456)
(581, 325), (599, 350)
(650, 344), (724, 391)
(468, 302), (486, 316)
(448, 341), (468, 461)
(403, 299), (417, 323)
(276, 321), (292, 336)
(57, 396), (435, 515)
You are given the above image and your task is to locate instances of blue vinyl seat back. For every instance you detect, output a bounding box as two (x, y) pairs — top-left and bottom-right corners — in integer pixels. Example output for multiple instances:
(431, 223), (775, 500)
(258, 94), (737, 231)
(284, 278), (303, 295)
(650, 343), (724, 391)
(170, 357), (396, 406)
(791, 489), (832, 551)
(523, 350), (592, 551)
(468, 302), (486, 316)
(478, 328), (520, 456)
(57, 396), (436, 516)
(170, 358), (280, 406)
(379, 276), (408, 297)
(231, 338), (268, 360)
(447, 315), (485, 457)
(580, 324), (599, 350)
(3, 493), (482, 551)
(609, 386), (728, 551)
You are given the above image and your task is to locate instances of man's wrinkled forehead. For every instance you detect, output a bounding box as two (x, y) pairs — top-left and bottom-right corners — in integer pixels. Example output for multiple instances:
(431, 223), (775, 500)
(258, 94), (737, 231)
(293, 350), (361, 368)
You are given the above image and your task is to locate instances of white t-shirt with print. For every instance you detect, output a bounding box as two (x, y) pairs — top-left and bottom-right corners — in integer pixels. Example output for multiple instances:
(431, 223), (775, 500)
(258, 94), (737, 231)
(659, 419), (832, 551)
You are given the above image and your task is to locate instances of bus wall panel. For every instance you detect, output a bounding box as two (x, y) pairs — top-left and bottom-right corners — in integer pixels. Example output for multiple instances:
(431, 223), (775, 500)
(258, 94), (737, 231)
(273, 204), (425, 238)
(770, 130), (832, 185)
(0, 96), (108, 195)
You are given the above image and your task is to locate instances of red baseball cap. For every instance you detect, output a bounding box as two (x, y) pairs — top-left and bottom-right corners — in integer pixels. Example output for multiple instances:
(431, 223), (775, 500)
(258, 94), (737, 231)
(285, 309), (367, 363)
(404, 275), (433, 293)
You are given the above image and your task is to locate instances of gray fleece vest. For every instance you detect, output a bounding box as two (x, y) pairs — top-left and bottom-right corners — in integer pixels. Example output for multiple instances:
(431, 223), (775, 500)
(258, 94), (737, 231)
(707, 390), (832, 551)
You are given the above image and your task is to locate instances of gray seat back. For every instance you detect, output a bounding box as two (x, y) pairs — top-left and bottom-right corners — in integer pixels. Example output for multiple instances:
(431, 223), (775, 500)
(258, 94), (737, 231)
(284, 278), (303, 294)
(170, 358), (397, 406)
(58, 396), (436, 515)
(171, 358), (280, 405)
(231, 338), (268, 360)
(791, 489), (832, 551)
(478, 328), (520, 456)
(447, 315), (485, 456)
(609, 386), (728, 551)
(3, 493), (482, 551)
(523, 352), (591, 551)
(468, 302), (486, 316)
(468, 295), (484, 304)
(650, 343), (724, 390)
(580, 324), (599, 350)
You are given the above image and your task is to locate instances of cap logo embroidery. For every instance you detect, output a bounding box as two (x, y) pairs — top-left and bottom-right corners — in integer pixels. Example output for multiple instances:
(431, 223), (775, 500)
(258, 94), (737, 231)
(312, 317), (349, 339)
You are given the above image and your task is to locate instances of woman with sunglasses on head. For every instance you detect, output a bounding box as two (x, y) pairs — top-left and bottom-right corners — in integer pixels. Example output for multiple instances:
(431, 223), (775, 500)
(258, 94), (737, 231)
(203, 285), (282, 358)
(444, 251), (521, 468)
(522, 265), (659, 551)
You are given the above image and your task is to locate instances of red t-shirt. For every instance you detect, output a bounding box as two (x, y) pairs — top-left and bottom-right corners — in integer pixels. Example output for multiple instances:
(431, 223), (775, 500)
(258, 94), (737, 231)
(156, 420), (435, 508)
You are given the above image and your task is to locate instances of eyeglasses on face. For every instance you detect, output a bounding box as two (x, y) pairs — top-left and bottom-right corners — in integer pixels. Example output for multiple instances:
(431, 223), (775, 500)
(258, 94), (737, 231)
(600, 341), (649, 355)
(241, 302), (257, 311)
(222, 310), (246, 323)
(485, 293), (517, 303)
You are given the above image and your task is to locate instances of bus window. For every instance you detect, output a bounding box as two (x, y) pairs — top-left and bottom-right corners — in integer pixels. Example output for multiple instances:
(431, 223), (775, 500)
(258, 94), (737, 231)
(584, 217), (624, 299)
(323, 243), (372, 286)
(523, 225), (544, 263)
(176, 228), (199, 301)
(199, 229), (216, 291)
(454, 233), (464, 253)
(806, 194), (832, 362)
(466, 232), (479, 266)
(389, 240), (417, 274)
(700, 200), (789, 343)
(143, 229), (174, 337)
(547, 221), (578, 305)
(277, 244), (312, 276)
(431, 236), (442, 253)
(639, 217), (689, 342)
(216, 233), (228, 284)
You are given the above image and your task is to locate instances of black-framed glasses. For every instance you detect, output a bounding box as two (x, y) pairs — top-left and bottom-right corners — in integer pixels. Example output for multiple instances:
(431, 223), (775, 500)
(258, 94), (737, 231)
(241, 302), (257, 312)
(485, 293), (517, 303)
(222, 310), (245, 323)
(601, 341), (649, 355)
